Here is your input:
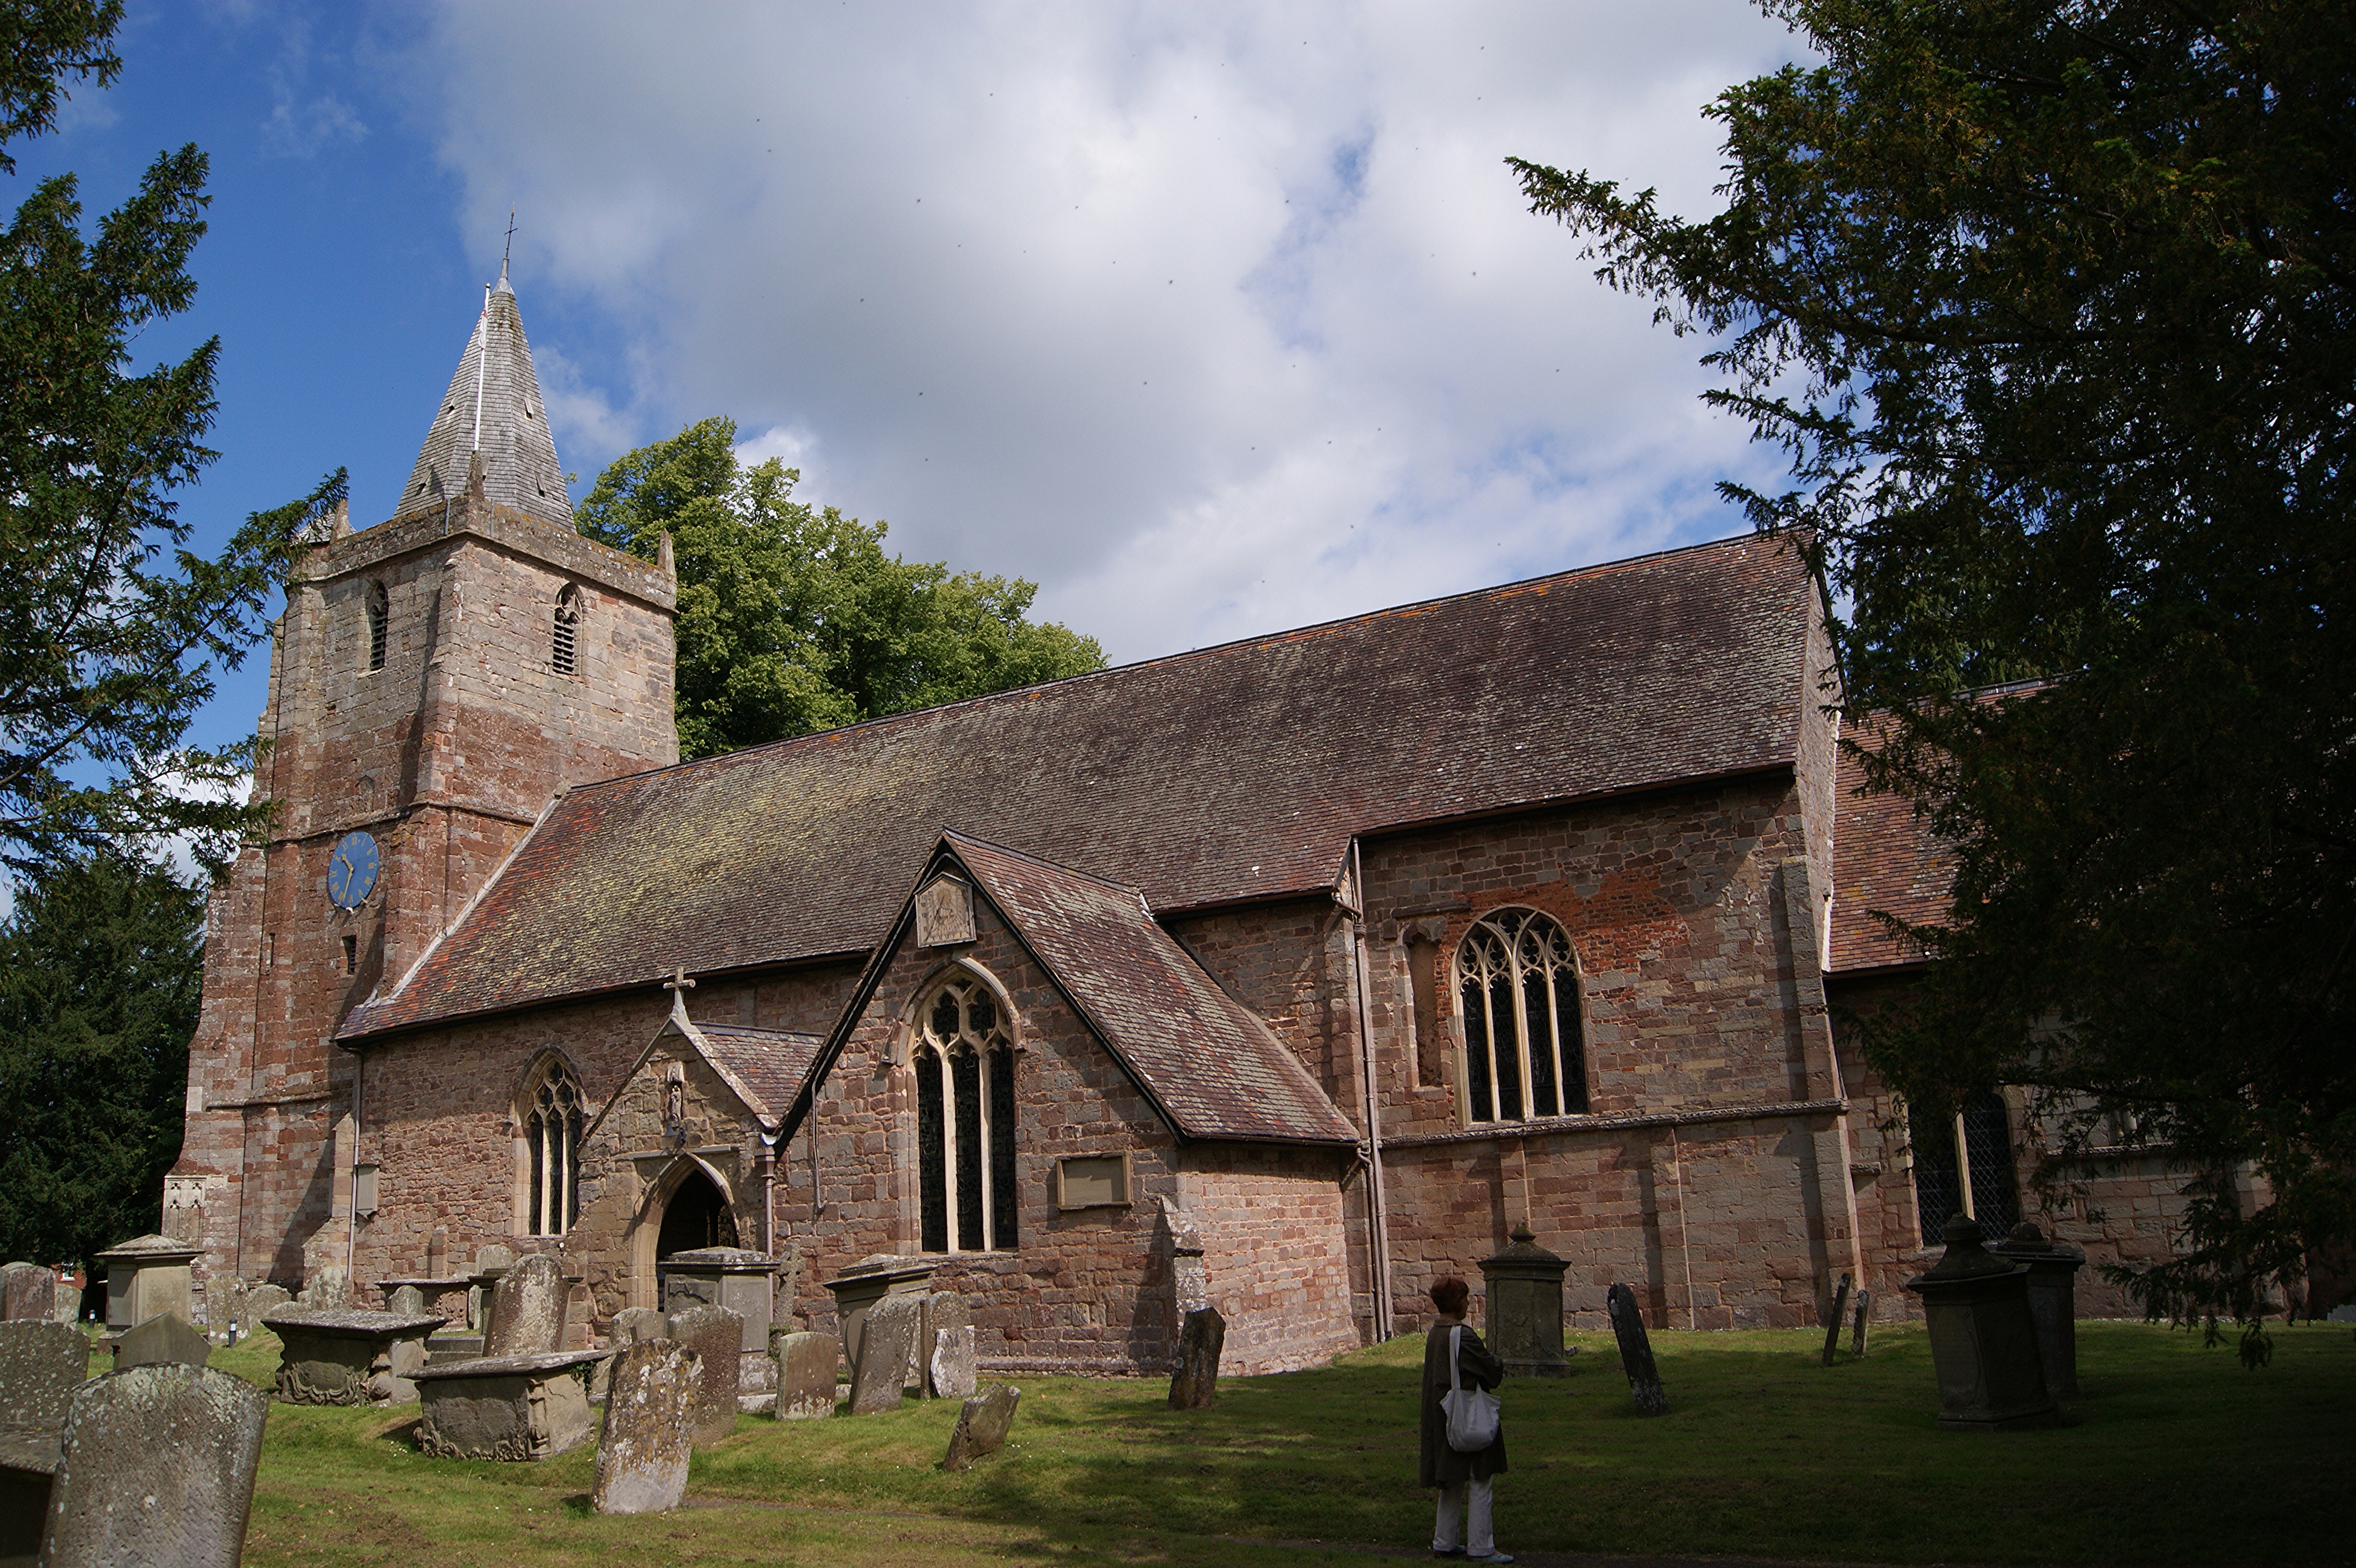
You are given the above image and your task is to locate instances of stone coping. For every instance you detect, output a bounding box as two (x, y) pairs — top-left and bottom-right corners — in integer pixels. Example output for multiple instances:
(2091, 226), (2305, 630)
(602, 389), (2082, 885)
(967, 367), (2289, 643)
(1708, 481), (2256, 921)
(91, 1233), (202, 1264)
(263, 1308), (447, 1338)
(408, 1348), (610, 1383)
(0, 1423), (63, 1476)
(827, 1254), (936, 1285)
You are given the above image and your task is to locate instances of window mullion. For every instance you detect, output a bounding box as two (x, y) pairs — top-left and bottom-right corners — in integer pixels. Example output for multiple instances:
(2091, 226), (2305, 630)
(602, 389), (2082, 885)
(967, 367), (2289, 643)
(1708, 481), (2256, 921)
(977, 1043), (995, 1251)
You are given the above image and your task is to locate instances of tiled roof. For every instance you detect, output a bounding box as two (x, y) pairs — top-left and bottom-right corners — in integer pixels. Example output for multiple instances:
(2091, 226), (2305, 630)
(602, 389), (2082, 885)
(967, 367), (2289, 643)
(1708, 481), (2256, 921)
(945, 833), (1358, 1146)
(689, 1023), (822, 1130)
(342, 533), (1814, 1038)
(1826, 715), (1953, 973)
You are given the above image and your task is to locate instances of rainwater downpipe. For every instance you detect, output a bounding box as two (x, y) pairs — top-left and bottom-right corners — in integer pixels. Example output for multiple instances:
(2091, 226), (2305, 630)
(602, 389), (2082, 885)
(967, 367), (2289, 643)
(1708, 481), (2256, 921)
(1348, 842), (1396, 1342)
(344, 1045), (364, 1283)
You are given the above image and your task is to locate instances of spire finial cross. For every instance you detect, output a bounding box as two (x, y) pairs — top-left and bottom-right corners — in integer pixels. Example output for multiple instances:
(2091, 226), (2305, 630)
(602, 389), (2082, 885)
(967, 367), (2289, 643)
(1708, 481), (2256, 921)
(503, 207), (517, 268)
(664, 967), (696, 994)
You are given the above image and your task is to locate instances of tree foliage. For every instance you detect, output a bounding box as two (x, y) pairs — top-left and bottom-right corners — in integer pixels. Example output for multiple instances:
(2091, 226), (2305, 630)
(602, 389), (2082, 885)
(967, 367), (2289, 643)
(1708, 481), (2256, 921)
(0, 846), (204, 1264)
(1513, 0), (2354, 1345)
(1, 0), (344, 875)
(580, 417), (1106, 757)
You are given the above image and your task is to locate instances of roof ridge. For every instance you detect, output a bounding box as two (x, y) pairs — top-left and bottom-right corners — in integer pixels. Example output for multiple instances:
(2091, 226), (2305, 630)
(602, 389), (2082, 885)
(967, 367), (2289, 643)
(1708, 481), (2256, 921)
(562, 528), (1782, 800)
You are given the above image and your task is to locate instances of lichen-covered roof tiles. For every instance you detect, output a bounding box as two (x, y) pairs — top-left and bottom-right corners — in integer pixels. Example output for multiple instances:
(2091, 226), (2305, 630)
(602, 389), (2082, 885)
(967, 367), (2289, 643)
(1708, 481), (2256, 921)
(944, 832), (1357, 1146)
(342, 532), (1815, 1040)
(689, 1024), (823, 1130)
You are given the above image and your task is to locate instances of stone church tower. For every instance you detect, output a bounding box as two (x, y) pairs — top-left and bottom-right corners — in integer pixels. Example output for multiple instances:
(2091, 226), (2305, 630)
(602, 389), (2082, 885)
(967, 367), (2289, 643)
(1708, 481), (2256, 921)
(166, 264), (678, 1287)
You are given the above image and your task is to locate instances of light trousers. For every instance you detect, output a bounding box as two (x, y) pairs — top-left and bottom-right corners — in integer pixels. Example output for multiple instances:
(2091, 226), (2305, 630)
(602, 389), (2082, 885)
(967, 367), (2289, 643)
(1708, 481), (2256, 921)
(1432, 1475), (1495, 1557)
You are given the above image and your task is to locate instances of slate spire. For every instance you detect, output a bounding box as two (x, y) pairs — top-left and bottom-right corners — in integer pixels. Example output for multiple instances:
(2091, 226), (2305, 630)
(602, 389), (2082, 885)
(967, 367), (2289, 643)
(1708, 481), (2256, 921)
(400, 255), (572, 529)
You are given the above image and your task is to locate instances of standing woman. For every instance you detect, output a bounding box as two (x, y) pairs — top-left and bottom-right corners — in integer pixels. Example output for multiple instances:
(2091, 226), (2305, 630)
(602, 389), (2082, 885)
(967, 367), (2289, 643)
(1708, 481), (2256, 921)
(1420, 1275), (1511, 1562)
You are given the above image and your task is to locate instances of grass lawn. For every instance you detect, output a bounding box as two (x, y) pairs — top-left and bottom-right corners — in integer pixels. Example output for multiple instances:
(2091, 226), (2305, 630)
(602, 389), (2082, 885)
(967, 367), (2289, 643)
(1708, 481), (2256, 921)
(207, 1318), (2353, 1567)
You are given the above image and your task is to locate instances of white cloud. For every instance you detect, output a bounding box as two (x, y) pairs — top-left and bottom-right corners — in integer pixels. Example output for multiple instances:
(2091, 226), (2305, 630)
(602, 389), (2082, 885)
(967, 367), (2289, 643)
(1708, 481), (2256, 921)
(411, 0), (1801, 661)
(260, 11), (367, 158)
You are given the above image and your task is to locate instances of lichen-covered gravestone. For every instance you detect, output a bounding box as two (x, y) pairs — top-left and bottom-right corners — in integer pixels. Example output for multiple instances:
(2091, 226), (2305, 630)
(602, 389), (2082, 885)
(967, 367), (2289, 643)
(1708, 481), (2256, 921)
(923, 1292), (975, 1399)
(848, 1293), (920, 1415)
(1, 1261), (55, 1322)
(203, 1275), (246, 1341)
(613, 1306), (666, 1344)
(386, 1284), (426, 1317)
(482, 1255), (564, 1357)
(941, 1385), (1019, 1471)
(1606, 1282), (1667, 1416)
(241, 1284), (290, 1338)
(112, 1311), (212, 1370)
(0, 1320), (90, 1428)
(38, 1363), (268, 1568)
(666, 1305), (743, 1445)
(592, 1341), (700, 1515)
(772, 1330), (838, 1420)
(1167, 1305), (1225, 1409)
(299, 1266), (351, 1310)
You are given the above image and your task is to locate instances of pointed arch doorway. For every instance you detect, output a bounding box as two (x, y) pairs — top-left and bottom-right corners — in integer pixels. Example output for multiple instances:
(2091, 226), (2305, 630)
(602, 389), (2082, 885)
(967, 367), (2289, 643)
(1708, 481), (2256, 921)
(656, 1166), (740, 1258)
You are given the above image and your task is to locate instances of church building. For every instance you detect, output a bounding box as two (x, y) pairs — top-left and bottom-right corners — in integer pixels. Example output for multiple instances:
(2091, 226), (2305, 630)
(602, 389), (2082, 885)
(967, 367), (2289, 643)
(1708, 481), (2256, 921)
(165, 273), (2187, 1373)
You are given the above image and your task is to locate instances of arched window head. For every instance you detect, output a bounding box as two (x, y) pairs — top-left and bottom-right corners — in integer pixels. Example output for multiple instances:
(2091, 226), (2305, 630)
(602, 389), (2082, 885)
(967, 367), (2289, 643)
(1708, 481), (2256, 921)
(552, 584), (582, 676)
(364, 582), (388, 673)
(1455, 908), (1587, 1123)
(520, 1056), (585, 1236)
(911, 972), (1018, 1253)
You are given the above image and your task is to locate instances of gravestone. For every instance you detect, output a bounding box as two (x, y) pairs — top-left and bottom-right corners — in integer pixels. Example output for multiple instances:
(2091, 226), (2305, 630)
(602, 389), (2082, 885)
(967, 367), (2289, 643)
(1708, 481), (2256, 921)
(0, 1320), (90, 1428)
(848, 1293), (920, 1415)
(241, 1283), (290, 1338)
(1167, 1305), (1225, 1409)
(483, 1255), (564, 1357)
(930, 1326), (977, 1402)
(203, 1275), (246, 1341)
(1, 1261), (55, 1322)
(613, 1307), (667, 1345)
(1851, 1289), (1872, 1358)
(941, 1384), (1020, 1472)
(412, 1349), (608, 1460)
(1821, 1273), (1852, 1367)
(667, 1304), (744, 1445)
(821, 1254), (934, 1371)
(94, 1233), (200, 1331)
(39, 1362), (268, 1568)
(1478, 1223), (1573, 1377)
(299, 1265), (351, 1310)
(264, 1307), (445, 1405)
(772, 1330), (838, 1419)
(1904, 1216), (2058, 1431)
(469, 1244), (517, 1331)
(1992, 1221), (2086, 1400)
(1606, 1283), (1667, 1416)
(386, 1284), (426, 1317)
(112, 1310), (212, 1370)
(592, 1341), (699, 1516)
(922, 1292), (974, 1398)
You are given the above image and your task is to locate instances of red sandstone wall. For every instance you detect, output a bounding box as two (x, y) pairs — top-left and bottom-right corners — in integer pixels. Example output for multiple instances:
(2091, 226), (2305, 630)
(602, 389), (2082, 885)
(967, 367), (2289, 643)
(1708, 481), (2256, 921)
(1178, 1143), (1359, 1374)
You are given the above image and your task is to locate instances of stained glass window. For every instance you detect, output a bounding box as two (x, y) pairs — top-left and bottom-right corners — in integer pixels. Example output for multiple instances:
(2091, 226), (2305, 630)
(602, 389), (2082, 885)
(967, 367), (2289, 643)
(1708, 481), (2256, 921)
(912, 973), (1018, 1252)
(1455, 908), (1587, 1123)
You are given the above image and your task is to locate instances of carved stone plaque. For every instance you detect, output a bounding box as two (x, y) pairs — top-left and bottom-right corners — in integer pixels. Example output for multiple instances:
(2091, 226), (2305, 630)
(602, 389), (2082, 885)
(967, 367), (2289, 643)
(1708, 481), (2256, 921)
(915, 877), (975, 948)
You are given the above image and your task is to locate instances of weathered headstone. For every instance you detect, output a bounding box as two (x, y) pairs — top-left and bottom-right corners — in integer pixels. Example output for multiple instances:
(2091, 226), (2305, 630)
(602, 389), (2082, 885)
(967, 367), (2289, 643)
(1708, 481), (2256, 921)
(1606, 1282), (1667, 1416)
(94, 1233), (200, 1330)
(613, 1306), (667, 1345)
(1, 1261), (55, 1322)
(1821, 1273), (1852, 1366)
(112, 1310), (212, 1370)
(241, 1283), (290, 1338)
(848, 1292), (920, 1415)
(299, 1265), (351, 1310)
(264, 1307), (446, 1405)
(0, 1320), (90, 1428)
(477, 1244), (516, 1272)
(941, 1384), (1019, 1472)
(411, 1349), (607, 1460)
(930, 1325), (977, 1402)
(922, 1291), (974, 1398)
(772, 1329), (838, 1419)
(377, 1335), (428, 1404)
(203, 1275), (246, 1341)
(38, 1362), (268, 1568)
(483, 1255), (564, 1357)
(1851, 1289), (1872, 1358)
(386, 1284), (426, 1317)
(1168, 1305), (1225, 1409)
(1478, 1223), (1573, 1377)
(667, 1304), (743, 1445)
(592, 1341), (699, 1515)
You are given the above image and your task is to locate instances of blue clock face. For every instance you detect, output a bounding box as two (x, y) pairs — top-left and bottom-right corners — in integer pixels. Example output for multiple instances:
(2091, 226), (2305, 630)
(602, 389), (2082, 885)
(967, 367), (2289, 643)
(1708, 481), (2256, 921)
(328, 831), (380, 910)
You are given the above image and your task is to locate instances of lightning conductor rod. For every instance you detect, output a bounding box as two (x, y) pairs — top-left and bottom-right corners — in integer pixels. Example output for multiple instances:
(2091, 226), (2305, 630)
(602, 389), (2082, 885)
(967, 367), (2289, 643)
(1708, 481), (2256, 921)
(470, 285), (489, 455)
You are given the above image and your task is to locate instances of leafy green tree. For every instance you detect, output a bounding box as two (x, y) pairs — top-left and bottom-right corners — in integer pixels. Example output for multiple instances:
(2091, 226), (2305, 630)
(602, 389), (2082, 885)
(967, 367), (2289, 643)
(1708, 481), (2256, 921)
(0, 847), (204, 1264)
(1512, 1), (2353, 1349)
(580, 417), (1106, 757)
(1, 0), (344, 875)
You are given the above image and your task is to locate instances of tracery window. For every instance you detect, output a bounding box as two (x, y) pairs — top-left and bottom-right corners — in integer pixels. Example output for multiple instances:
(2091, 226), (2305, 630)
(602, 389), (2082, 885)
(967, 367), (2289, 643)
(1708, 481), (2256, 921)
(552, 584), (581, 675)
(365, 582), (388, 672)
(1456, 907), (1587, 1122)
(1910, 1089), (2018, 1243)
(912, 973), (1017, 1253)
(521, 1056), (584, 1237)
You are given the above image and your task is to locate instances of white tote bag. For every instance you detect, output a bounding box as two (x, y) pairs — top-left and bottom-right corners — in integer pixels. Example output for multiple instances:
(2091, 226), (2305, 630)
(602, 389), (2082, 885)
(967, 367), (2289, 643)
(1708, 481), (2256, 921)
(1441, 1324), (1501, 1453)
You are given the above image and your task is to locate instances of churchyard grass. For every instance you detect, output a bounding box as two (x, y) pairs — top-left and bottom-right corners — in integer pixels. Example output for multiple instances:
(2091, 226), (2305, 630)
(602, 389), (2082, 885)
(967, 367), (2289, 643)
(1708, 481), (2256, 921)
(205, 1319), (2350, 1567)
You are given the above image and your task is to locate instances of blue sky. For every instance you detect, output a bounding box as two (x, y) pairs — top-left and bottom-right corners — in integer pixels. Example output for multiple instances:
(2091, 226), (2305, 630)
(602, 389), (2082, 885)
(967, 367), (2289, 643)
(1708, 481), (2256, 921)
(14, 1), (1803, 768)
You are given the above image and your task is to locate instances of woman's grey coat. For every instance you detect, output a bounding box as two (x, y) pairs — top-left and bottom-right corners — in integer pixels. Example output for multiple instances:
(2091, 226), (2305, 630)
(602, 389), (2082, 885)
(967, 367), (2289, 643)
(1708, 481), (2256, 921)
(1419, 1318), (1508, 1486)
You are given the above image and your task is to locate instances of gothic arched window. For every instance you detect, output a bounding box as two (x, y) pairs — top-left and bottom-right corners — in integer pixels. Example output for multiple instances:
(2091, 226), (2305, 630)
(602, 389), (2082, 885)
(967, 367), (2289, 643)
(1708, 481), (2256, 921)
(912, 973), (1017, 1253)
(520, 1056), (584, 1236)
(552, 584), (581, 676)
(1456, 907), (1587, 1122)
(365, 581), (388, 672)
